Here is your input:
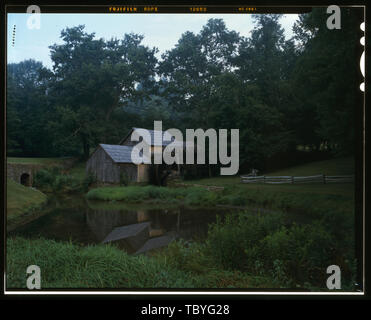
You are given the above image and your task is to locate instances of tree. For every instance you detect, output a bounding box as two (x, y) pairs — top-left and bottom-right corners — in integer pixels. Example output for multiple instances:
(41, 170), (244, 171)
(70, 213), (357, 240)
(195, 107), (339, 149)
(207, 72), (286, 169)
(291, 8), (360, 153)
(159, 19), (240, 129)
(7, 60), (51, 156)
(236, 15), (286, 106)
(48, 25), (158, 158)
(235, 14), (294, 153)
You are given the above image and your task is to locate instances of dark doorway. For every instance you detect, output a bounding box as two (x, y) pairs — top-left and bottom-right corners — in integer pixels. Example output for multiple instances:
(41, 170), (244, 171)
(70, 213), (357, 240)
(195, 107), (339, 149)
(20, 173), (30, 186)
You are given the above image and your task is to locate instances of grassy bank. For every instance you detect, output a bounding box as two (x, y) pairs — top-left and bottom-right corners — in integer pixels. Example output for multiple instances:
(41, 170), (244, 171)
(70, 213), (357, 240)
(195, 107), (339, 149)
(6, 237), (272, 289)
(7, 158), (88, 229)
(86, 157), (354, 211)
(86, 185), (219, 206)
(7, 157), (74, 165)
(7, 179), (48, 230)
(86, 183), (354, 223)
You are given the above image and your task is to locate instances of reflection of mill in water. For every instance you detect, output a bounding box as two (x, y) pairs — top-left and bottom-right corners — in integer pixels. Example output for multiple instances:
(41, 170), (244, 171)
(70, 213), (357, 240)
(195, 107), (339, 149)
(85, 207), (182, 254)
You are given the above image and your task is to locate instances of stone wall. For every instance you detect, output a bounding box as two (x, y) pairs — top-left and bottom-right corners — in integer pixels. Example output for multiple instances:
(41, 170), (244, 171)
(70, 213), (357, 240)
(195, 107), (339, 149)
(7, 158), (77, 187)
(6, 163), (43, 186)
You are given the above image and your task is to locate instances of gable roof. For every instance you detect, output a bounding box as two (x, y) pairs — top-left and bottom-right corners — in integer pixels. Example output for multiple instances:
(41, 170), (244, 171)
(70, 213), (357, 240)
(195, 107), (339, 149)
(100, 144), (149, 164)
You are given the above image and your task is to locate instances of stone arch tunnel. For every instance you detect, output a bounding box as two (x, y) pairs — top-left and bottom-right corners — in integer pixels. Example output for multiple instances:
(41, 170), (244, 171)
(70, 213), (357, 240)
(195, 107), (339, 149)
(7, 163), (36, 187)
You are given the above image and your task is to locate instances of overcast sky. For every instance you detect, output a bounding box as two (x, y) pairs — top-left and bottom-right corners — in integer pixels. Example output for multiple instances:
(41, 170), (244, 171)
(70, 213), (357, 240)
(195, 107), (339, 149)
(7, 13), (299, 69)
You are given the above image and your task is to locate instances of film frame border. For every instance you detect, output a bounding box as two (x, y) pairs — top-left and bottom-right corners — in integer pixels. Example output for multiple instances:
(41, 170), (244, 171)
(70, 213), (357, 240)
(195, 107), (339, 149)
(0, 2), (368, 298)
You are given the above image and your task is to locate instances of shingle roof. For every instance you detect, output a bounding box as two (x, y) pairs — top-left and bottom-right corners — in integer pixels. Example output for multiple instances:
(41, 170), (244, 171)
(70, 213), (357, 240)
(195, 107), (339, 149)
(100, 144), (150, 164)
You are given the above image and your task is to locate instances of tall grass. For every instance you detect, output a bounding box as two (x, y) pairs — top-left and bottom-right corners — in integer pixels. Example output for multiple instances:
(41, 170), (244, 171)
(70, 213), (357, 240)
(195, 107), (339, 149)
(6, 237), (193, 289)
(7, 237), (275, 289)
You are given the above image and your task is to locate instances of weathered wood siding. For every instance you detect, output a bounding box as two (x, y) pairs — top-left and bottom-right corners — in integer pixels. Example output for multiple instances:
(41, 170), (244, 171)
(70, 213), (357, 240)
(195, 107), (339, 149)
(137, 164), (150, 182)
(86, 147), (120, 183)
(86, 146), (150, 184)
(118, 163), (138, 182)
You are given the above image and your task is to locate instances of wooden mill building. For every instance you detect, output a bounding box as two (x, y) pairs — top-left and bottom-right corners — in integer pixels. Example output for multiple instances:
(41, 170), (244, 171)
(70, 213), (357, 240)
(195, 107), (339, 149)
(86, 128), (189, 184)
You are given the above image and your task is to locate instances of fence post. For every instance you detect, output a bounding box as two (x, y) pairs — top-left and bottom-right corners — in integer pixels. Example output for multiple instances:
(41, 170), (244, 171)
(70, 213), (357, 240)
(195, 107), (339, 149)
(323, 174), (326, 184)
(263, 176), (265, 184)
(291, 176), (294, 184)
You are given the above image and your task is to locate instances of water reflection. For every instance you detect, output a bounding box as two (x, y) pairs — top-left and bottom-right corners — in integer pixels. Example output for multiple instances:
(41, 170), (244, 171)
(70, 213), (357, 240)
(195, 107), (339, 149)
(10, 195), (229, 254)
(85, 200), (224, 254)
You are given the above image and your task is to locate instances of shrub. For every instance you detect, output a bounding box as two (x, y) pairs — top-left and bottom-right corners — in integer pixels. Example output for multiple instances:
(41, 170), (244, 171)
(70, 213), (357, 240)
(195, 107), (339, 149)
(260, 222), (336, 285)
(34, 167), (95, 193)
(205, 209), (351, 288)
(51, 174), (73, 192)
(33, 169), (57, 188)
(159, 239), (212, 274)
(206, 212), (287, 270)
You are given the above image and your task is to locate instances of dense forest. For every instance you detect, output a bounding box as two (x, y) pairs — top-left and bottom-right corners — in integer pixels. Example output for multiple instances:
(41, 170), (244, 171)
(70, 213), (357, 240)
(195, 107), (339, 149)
(6, 9), (361, 172)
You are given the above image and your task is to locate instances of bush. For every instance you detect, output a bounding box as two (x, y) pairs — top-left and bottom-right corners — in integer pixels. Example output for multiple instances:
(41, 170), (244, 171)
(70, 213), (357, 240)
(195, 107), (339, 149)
(259, 222), (335, 285)
(34, 168), (57, 188)
(205, 210), (353, 288)
(159, 239), (212, 274)
(52, 174), (73, 192)
(34, 167), (94, 193)
(206, 212), (287, 270)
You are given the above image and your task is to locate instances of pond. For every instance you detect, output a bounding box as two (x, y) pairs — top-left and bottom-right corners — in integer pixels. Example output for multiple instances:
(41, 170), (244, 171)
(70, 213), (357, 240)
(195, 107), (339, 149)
(9, 194), (237, 254)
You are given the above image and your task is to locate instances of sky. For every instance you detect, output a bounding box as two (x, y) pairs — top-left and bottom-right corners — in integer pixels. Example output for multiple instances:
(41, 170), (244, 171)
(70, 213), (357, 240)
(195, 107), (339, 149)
(7, 13), (299, 70)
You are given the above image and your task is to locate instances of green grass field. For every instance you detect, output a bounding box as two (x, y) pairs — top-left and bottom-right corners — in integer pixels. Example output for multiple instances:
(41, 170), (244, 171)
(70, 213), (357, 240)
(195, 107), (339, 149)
(181, 157), (354, 197)
(7, 179), (48, 229)
(183, 157), (354, 187)
(7, 157), (74, 166)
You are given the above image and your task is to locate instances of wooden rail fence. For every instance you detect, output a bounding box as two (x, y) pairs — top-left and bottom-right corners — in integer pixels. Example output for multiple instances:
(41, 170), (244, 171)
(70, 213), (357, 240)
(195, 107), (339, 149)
(240, 174), (354, 184)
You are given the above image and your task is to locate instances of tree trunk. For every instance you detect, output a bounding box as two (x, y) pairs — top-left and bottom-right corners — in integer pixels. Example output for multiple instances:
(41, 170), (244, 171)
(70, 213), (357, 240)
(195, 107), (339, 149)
(82, 135), (90, 160)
